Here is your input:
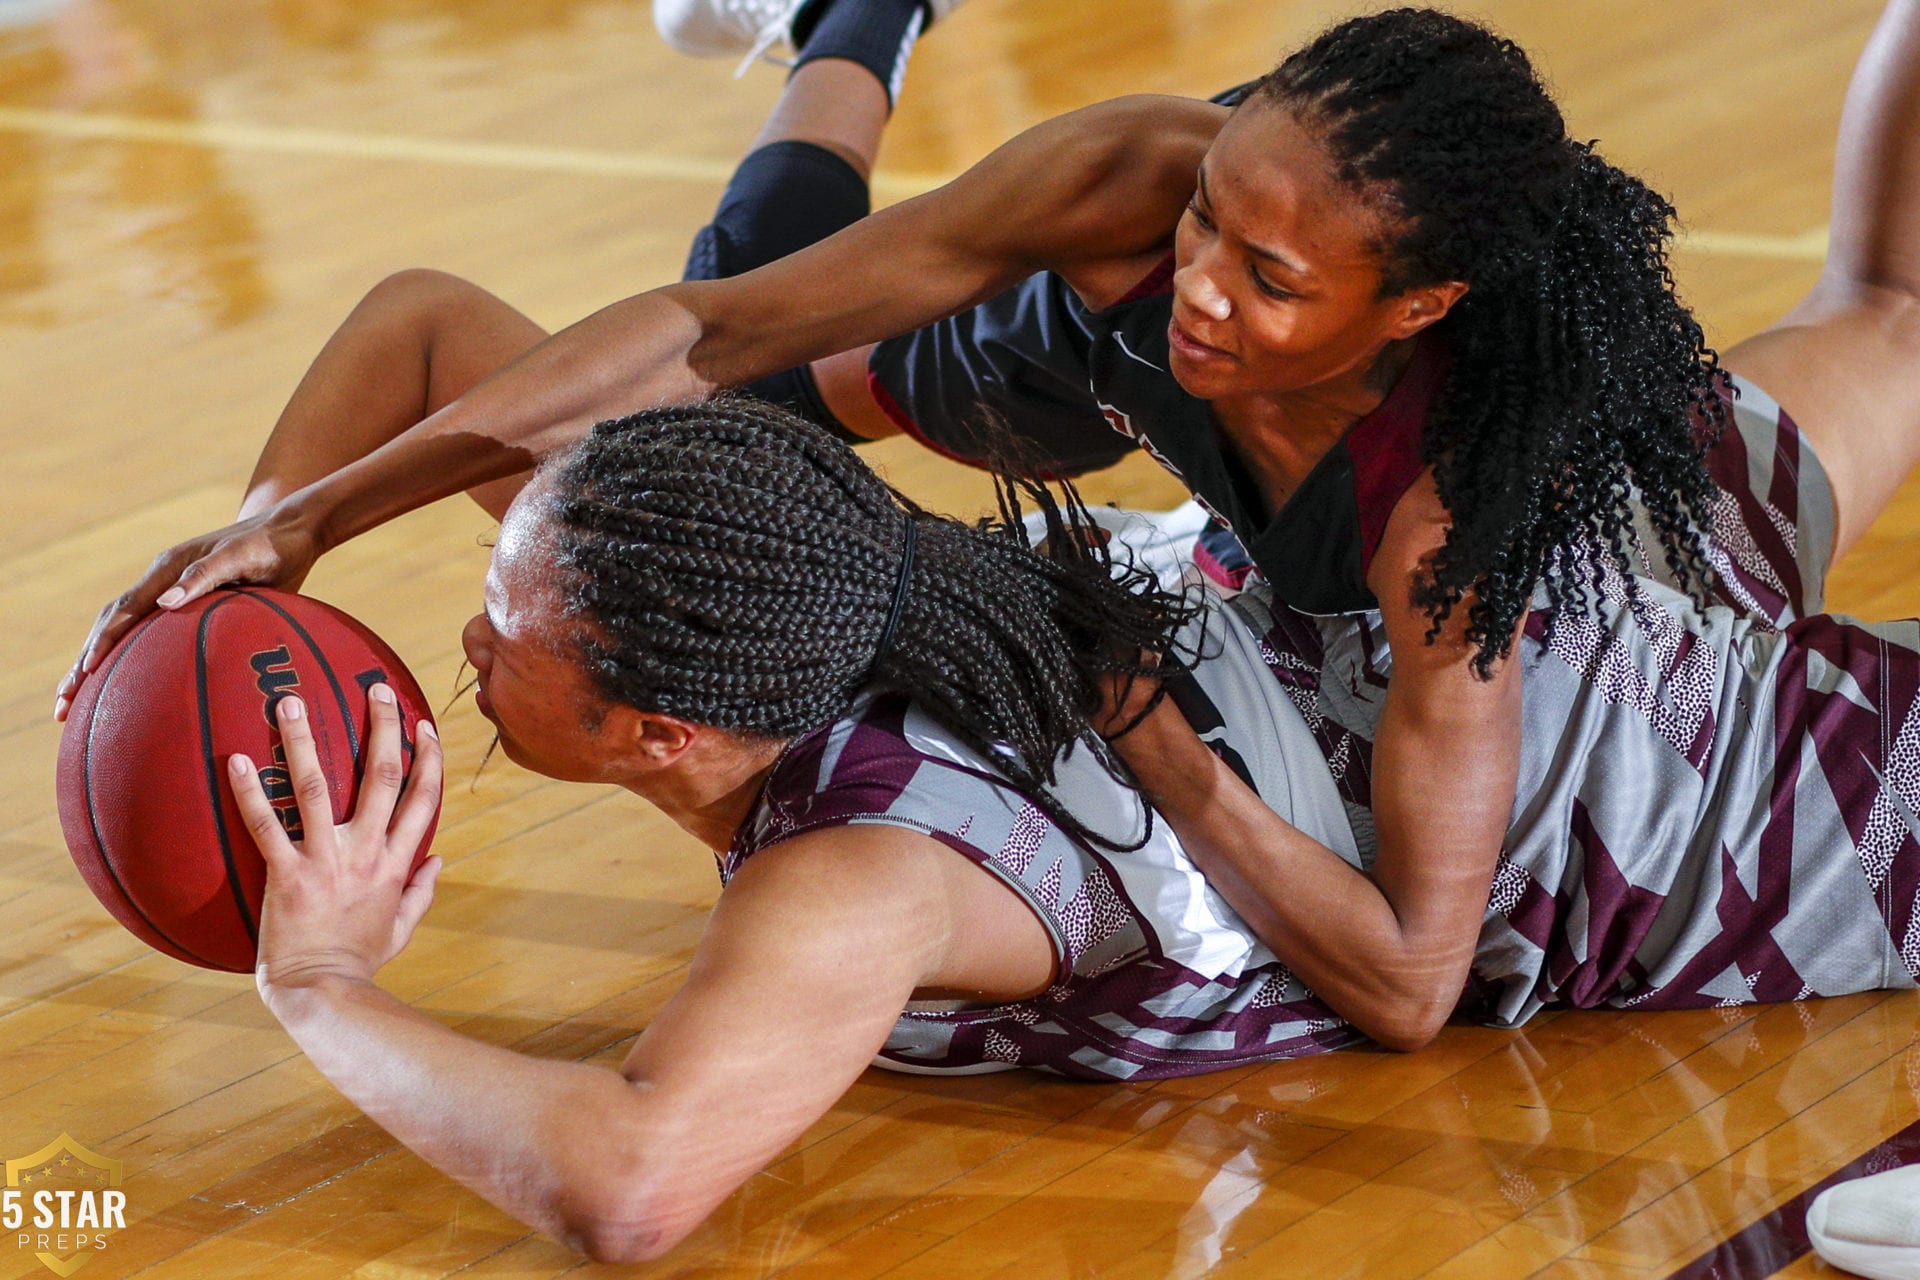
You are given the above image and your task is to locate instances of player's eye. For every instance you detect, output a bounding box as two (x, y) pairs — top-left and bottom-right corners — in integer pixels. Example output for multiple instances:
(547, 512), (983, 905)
(1250, 269), (1294, 301)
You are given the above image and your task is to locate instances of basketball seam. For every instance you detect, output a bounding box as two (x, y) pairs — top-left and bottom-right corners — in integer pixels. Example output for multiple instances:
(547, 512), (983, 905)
(85, 609), (221, 968)
(197, 593), (260, 950)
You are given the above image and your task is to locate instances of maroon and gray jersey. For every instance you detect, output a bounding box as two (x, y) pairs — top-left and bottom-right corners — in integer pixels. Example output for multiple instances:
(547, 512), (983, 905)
(726, 373), (1919, 1077)
(722, 638), (1370, 1080)
(864, 257), (1442, 613)
(1239, 373), (1920, 1024)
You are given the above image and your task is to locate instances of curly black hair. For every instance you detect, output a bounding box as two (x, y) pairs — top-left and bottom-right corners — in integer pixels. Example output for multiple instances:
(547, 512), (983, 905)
(1256, 8), (1724, 673)
(540, 398), (1199, 850)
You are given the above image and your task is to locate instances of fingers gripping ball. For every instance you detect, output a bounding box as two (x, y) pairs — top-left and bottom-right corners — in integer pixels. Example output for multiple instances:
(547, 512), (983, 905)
(55, 588), (439, 972)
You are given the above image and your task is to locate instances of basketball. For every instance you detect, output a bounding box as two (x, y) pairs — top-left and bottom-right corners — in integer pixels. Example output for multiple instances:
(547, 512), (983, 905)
(54, 588), (439, 973)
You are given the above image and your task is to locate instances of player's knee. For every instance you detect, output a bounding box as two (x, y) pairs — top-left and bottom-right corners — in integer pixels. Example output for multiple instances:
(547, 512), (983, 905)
(1867, 278), (1920, 342)
(1831, 279), (1920, 377)
(361, 268), (478, 330)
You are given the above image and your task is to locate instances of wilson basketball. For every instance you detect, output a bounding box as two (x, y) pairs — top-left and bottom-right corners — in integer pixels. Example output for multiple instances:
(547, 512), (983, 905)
(55, 588), (439, 973)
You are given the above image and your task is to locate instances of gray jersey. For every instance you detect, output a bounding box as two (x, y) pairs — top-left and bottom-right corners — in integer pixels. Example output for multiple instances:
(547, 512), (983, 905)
(724, 375), (1919, 1078)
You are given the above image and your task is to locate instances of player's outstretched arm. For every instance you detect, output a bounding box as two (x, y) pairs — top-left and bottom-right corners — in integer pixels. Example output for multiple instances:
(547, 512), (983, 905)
(260, 830), (952, 1262)
(54, 268), (549, 723)
(55, 95), (1219, 721)
(235, 687), (960, 1261)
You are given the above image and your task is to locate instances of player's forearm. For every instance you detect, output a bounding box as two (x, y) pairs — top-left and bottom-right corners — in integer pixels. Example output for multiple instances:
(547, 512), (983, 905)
(260, 975), (681, 1262)
(299, 289), (712, 551)
(275, 182), (1050, 551)
(1116, 706), (1472, 1050)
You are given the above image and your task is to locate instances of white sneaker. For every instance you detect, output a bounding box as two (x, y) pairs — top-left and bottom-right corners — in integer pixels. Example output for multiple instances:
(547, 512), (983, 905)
(652, 0), (963, 74)
(654, 0), (809, 67)
(0, 0), (75, 29)
(1808, 1165), (1920, 1280)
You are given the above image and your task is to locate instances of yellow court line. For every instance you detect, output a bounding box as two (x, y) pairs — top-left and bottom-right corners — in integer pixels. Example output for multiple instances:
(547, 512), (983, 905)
(1677, 225), (1830, 262)
(0, 106), (950, 201)
(0, 106), (1831, 257)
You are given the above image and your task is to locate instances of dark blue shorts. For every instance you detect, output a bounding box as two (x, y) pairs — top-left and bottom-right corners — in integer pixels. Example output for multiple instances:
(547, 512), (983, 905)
(866, 270), (1130, 476)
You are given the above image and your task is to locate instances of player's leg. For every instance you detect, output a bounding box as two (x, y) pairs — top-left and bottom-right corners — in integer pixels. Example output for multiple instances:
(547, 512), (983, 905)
(1718, 12), (1920, 1271)
(683, 59), (888, 440)
(657, 0), (953, 97)
(809, 345), (893, 441)
(670, 0), (937, 441)
(245, 1), (945, 529)
(1721, 0), (1920, 567)
(238, 269), (547, 524)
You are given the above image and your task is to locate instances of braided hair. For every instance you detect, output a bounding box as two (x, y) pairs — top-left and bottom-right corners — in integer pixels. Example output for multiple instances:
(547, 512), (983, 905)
(1255, 8), (1723, 673)
(541, 398), (1198, 849)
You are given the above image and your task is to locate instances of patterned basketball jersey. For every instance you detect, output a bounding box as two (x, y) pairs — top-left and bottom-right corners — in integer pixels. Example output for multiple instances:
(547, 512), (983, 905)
(725, 373), (1920, 1073)
(722, 596), (1371, 1081)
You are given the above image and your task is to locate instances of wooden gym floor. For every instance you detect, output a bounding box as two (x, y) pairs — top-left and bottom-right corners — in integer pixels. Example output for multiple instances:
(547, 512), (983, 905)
(0, 0), (1915, 1275)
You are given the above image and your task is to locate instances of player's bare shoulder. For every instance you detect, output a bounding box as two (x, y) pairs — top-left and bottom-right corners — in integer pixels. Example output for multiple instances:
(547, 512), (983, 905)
(1048, 95), (1228, 305)
(1031, 95), (1226, 242)
(951, 94), (1227, 295)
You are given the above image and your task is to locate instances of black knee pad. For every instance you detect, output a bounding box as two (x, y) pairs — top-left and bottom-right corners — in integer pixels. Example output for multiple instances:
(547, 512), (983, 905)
(681, 223), (728, 283)
(682, 140), (871, 282)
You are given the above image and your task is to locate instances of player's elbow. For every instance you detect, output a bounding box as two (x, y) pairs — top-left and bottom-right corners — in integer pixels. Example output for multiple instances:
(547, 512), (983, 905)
(572, 1220), (684, 1266)
(1355, 970), (1462, 1053)
(552, 1107), (708, 1264)
(561, 1170), (693, 1265)
(1367, 1003), (1449, 1054)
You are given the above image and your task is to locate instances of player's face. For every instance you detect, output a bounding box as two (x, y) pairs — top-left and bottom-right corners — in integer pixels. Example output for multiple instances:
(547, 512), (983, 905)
(1168, 100), (1449, 402)
(459, 497), (616, 784)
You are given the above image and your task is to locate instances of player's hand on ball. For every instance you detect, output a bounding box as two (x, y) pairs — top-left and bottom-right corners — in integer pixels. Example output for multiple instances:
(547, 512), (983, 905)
(232, 683), (445, 992)
(55, 504), (325, 722)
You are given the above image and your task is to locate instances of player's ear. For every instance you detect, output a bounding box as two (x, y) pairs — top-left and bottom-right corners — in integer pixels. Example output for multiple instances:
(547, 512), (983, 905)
(628, 710), (699, 764)
(1385, 279), (1468, 340)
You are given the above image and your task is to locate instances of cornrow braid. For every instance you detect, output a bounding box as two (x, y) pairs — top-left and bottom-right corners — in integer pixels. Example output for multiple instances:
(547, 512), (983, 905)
(1256, 8), (1723, 674)
(543, 397), (1200, 850)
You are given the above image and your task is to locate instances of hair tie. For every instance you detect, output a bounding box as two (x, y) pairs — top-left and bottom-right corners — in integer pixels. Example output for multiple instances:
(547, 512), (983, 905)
(870, 519), (917, 676)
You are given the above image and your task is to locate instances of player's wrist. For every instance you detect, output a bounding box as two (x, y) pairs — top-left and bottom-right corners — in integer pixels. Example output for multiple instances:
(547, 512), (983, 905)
(276, 476), (345, 555)
(256, 958), (378, 1010)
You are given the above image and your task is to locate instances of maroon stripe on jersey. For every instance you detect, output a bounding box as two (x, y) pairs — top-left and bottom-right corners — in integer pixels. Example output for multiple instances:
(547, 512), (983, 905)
(1348, 335), (1448, 574)
(1700, 387), (1809, 624)
(1113, 253), (1176, 306)
(1776, 617), (1920, 974)
(1545, 800), (1675, 1006)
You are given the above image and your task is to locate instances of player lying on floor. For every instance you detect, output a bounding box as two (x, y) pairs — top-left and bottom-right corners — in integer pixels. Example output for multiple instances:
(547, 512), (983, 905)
(66, 0), (1920, 1110)
(234, 398), (1920, 1264)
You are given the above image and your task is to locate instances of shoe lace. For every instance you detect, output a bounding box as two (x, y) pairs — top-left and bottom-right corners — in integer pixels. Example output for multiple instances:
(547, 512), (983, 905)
(723, 0), (799, 76)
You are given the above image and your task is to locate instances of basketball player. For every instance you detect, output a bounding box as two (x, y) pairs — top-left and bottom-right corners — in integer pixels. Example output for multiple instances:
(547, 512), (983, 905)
(59, 0), (1918, 1060)
(227, 388), (1920, 1268)
(54, 4), (1733, 1082)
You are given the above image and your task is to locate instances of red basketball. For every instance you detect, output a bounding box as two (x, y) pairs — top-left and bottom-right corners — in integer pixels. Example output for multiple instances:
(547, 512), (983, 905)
(55, 588), (439, 973)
